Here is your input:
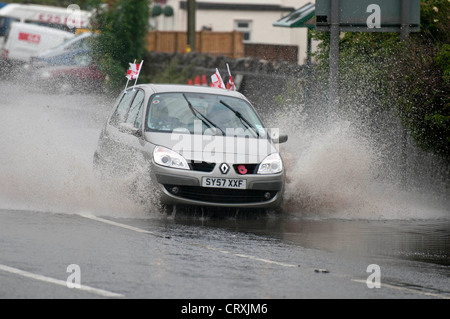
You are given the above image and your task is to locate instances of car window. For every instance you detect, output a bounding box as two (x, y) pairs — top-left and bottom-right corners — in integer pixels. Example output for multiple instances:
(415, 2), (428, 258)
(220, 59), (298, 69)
(69, 36), (91, 50)
(134, 100), (145, 129)
(73, 54), (91, 66)
(81, 37), (92, 50)
(146, 92), (266, 137)
(109, 90), (137, 127)
(3, 18), (20, 43)
(125, 90), (145, 129)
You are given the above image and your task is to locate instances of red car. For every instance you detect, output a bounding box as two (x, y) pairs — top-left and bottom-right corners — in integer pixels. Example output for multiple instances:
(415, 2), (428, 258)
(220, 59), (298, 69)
(31, 51), (105, 93)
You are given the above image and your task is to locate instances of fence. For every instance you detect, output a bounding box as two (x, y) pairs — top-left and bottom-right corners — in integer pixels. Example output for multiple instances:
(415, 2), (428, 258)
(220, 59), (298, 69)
(146, 31), (245, 59)
(245, 43), (299, 64)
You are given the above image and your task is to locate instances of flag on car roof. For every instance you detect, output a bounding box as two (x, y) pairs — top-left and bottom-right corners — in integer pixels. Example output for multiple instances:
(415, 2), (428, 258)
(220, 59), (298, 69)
(124, 60), (144, 92)
(226, 64), (236, 91)
(126, 62), (141, 80)
(211, 68), (225, 89)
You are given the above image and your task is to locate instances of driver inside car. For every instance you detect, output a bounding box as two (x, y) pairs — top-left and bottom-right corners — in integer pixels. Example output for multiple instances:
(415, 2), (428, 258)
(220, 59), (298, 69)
(149, 99), (180, 131)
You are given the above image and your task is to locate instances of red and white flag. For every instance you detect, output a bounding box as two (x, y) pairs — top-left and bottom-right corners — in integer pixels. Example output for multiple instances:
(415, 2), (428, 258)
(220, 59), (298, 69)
(126, 62), (141, 80)
(124, 60), (144, 92)
(226, 63), (236, 91)
(211, 68), (225, 89)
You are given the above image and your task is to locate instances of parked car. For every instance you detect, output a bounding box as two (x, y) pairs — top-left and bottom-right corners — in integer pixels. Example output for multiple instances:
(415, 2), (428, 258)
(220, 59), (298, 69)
(30, 50), (104, 92)
(26, 48), (92, 70)
(33, 31), (94, 62)
(93, 84), (288, 212)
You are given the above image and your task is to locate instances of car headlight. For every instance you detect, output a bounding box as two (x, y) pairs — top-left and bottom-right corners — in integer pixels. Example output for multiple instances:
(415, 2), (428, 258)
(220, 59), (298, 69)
(153, 146), (190, 170)
(257, 153), (283, 174)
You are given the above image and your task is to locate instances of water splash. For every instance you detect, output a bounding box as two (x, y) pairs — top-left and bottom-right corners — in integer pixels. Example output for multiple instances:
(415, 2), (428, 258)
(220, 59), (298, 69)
(0, 77), (447, 221)
(270, 102), (449, 220)
(0, 81), (152, 218)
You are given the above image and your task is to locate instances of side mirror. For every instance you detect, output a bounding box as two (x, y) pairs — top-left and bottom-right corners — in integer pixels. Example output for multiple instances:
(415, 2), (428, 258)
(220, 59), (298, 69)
(268, 129), (288, 144)
(119, 122), (142, 137)
(273, 134), (288, 144)
(269, 131), (288, 144)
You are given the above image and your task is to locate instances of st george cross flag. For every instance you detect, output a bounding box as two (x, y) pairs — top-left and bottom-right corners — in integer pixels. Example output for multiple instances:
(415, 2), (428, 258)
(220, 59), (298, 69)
(126, 62), (141, 80)
(124, 60), (144, 92)
(211, 68), (225, 89)
(226, 63), (236, 91)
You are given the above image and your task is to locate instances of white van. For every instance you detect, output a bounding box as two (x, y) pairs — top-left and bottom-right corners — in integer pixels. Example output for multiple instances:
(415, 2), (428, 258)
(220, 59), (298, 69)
(2, 22), (75, 63)
(0, 4), (91, 47)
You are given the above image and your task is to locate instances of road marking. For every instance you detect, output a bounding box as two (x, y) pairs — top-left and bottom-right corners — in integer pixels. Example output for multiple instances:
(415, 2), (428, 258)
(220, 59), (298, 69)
(351, 279), (450, 299)
(78, 212), (161, 236)
(78, 212), (299, 268)
(193, 243), (299, 268)
(0, 264), (123, 298)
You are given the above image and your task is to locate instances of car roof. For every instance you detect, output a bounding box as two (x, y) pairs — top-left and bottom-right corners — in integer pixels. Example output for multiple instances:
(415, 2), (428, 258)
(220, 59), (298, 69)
(136, 83), (248, 100)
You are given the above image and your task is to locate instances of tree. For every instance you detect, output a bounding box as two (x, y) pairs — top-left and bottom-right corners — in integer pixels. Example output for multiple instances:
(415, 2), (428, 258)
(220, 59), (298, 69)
(310, 0), (450, 159)
(91, 0), (150, 92)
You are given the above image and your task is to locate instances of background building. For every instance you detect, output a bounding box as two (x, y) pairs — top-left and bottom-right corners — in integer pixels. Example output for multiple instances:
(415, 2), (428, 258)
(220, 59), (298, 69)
(150, 0), (317, 65)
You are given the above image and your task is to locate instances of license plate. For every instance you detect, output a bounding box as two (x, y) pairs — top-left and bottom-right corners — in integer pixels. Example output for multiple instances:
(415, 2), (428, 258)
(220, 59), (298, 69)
(202, 177), (247, 189)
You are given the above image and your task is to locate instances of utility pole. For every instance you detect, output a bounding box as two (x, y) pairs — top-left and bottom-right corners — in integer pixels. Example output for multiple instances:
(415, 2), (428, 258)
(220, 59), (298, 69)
(400, 0), (410, 41)
(400, 0), (410, 188)
(329, 0), (340, 114)
(187, 0), (196, 52)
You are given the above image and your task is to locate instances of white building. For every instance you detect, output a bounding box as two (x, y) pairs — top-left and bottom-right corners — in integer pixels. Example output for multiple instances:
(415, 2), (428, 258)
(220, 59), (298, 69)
(150, 0), (316, 65)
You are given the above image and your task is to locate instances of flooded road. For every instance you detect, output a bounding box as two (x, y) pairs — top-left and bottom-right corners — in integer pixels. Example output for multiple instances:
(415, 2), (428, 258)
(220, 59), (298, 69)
(0, 80), (449, 299)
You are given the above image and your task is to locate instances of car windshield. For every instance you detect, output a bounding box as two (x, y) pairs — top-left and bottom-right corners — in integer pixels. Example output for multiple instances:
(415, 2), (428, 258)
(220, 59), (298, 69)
(146, 92), (267, 138)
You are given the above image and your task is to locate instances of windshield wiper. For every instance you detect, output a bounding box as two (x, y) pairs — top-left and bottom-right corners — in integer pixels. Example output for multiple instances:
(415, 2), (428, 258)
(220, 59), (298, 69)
(219, 100), (260, 138)
(182, 94), (225, 136)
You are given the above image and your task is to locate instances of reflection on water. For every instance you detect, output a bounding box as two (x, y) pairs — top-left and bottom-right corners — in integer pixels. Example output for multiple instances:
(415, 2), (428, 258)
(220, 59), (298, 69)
(281, 218), (450, 266)
(169, 212), (450, 267)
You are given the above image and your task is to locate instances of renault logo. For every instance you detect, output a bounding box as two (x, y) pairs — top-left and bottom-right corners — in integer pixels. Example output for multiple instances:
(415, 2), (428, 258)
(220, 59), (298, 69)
(220, 163), (230, 174)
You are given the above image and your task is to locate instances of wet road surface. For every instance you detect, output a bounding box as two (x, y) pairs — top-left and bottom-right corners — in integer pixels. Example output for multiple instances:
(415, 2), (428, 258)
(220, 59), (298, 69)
(0, 208), (449, 299)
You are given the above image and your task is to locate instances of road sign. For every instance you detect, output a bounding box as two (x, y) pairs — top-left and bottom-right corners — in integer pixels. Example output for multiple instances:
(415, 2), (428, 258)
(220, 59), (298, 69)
(316, 0), (420, 32)
(273, 2), (315, 29)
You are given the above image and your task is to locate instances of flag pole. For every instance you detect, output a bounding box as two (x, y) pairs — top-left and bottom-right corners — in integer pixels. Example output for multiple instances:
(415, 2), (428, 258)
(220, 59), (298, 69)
(133, 60), (144, 91)
(226, 63), (234, 90)
(226, 63), (231, 77)
(124, 78), (130, 93)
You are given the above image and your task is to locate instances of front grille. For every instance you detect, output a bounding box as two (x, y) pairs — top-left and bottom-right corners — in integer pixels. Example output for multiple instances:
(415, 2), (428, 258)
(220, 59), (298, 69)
(233, 164), (259, 175)
(164, 185), (276, 204)
(188, 162), (259, 174)
(189, 161), (216, 172)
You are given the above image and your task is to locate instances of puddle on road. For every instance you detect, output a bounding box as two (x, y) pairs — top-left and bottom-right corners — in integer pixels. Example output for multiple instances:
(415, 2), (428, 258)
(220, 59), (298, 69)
(160, 212), (450, 267)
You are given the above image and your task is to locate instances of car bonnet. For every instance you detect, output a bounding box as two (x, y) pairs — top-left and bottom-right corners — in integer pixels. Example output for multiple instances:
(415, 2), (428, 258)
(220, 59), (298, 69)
(145, 132), (279, 164)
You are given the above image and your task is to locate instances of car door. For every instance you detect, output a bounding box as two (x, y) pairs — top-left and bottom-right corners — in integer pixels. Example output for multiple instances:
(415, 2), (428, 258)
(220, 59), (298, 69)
(106, 88), (148, 177)
(122, 89), (151, 173)
(98, 89), (138, 175)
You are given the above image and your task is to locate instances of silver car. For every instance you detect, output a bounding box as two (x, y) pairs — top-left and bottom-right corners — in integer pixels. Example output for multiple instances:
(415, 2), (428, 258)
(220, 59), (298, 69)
(93, 84), (288, 211)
